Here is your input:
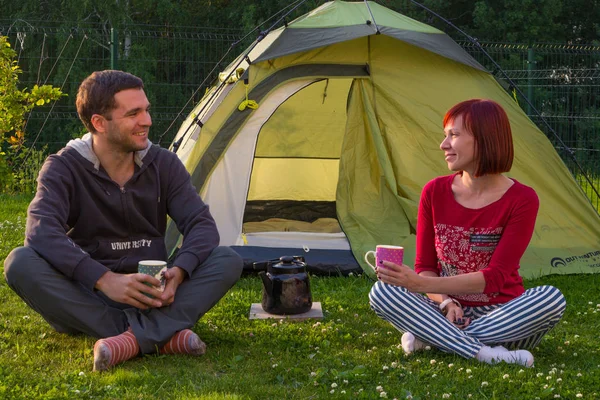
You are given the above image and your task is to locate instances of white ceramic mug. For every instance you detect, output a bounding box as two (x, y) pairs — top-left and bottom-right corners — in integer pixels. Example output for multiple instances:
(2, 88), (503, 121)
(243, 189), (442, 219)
(138, 260), (168, 294)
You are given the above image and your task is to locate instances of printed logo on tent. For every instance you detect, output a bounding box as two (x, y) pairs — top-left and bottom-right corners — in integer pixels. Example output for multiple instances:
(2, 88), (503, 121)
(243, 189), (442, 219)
(549, 251), (600, 268)
(550, 257), (567, 268)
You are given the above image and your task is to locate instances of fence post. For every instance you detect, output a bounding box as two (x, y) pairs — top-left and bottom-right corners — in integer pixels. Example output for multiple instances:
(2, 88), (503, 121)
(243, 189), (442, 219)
(110, 28), (118, 69)
(527, 47), (535, 116)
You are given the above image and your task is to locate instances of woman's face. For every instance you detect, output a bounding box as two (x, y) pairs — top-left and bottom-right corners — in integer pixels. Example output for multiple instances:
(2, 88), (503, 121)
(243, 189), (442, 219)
(440, 114), (476, 174)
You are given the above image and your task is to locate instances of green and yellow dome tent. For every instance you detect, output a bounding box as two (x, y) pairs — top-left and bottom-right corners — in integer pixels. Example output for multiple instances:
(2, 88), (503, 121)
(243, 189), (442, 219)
(166, 0), (600, 278)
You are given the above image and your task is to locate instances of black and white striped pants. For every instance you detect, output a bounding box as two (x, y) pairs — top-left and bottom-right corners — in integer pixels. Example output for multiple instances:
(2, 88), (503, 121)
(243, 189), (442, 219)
(369, 282), (566, 358)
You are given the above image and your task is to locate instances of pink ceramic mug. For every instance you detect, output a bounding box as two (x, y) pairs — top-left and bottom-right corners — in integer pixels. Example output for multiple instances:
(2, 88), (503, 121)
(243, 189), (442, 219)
(364, 245), (404, 271)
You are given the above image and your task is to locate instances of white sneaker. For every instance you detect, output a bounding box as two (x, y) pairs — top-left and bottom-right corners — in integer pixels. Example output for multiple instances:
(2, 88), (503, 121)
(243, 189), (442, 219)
(476, 345), (534, 367)
(401, 332), (427, 354)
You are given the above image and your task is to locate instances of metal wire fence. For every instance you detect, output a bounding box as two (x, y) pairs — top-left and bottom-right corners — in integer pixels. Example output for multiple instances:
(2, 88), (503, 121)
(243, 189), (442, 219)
(461, 42), (600, 209)
(2, 21), (599, 208)
(1, 20), (248, 152)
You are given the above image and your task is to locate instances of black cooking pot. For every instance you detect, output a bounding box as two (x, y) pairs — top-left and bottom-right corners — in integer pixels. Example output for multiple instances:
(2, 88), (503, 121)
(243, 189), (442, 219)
(258, 256), (312, 315)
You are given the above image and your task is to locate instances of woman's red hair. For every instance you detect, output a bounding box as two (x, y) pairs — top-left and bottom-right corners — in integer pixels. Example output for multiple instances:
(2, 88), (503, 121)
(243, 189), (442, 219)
(443, 99), (514, 177)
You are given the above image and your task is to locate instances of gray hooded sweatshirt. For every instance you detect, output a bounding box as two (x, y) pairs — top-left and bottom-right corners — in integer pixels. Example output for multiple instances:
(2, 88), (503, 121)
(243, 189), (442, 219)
(24, 133), (219, 290)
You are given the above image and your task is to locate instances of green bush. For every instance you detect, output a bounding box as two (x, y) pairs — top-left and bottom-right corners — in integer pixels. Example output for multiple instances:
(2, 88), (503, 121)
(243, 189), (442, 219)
(0, 36), (63, 193)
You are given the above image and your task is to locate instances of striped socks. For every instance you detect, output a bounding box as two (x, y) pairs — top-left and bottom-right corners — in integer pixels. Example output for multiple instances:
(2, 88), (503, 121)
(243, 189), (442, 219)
(160, 329), (206, 356)
(92, 329), (205, 372)
(93, 328), (140, 372)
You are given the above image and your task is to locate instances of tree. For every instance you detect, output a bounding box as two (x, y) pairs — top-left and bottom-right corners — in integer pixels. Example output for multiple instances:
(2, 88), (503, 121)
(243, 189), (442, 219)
(0, 36), (64, 192)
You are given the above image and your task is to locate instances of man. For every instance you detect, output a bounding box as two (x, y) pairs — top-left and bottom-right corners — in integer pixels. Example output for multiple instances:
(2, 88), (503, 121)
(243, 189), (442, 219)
(3, 70), (243, 372)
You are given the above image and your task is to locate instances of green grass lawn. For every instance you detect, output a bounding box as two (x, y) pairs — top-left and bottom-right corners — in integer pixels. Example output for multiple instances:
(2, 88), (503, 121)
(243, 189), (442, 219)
(0, 194), (599, 399)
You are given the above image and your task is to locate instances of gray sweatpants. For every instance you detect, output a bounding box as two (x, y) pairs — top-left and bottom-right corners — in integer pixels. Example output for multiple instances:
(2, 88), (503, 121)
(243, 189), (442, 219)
(4, 246), (243, 354)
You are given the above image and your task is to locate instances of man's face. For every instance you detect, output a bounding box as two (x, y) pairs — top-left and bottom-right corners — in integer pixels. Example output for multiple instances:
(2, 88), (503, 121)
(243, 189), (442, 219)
(101, 88), (152, 153)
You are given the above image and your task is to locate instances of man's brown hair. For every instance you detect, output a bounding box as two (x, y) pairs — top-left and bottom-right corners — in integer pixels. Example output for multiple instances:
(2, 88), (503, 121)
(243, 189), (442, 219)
(76, 70), (144, 133)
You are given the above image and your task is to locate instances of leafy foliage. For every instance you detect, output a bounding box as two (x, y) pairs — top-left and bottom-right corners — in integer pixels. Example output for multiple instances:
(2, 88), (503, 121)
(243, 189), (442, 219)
(0, 36), (64, 193)
(0, 37), (64, 140)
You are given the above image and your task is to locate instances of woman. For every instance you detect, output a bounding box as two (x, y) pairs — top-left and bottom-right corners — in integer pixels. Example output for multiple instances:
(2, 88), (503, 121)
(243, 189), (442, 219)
(369, 99), (566, 367)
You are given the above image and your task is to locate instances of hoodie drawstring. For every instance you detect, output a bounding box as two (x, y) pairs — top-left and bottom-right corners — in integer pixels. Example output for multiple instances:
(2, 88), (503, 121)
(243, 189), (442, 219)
(152, 162), (161, 203)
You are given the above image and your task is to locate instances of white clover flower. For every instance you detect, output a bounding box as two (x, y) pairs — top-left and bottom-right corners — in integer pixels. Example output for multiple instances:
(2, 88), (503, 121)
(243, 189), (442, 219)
(78, 371), (85, 376)
(556, 378), (562, 383)
(574, 335), (580, 339)
(466, 369), (472, 374)
(468, 375), (473, 379)
(74, 390), (80, 394)
(468, 395), (472, 398)
(391, 362), (398, 368)
(310, 371), (317, 377)
(442, 394), (450, 399)
(544, 385), (549, 389)
(343, 380), (348, 384)
(383, 365), (389, 371)
(380, 392), (388, 398)
(432, 374), (437, 378)
(537, 373), (544, 378)
(481, 381), (489, 387)
(518, 369), (525, 374)
(573, 353), (578, 356)
(554, 395), (561, 398)
(376, 386), (383, 392)
(589, 301), (593, 305)
(564, 341), (570, 345)
(330, 389), (335, 394)
(546, 376), (552, 380)
(341, 390), (346, 394)
(430, 359), (436, 365)
(576, 394), (583, 398)
(23, 315), (30, 320)
(448, 363), (454, 368)
(331, 383), (338, 388)
(272, 363), (278, 368)
(503, 374), (510, 379)
(577, 373), (583, 377)
(425, 346), (431, 351)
